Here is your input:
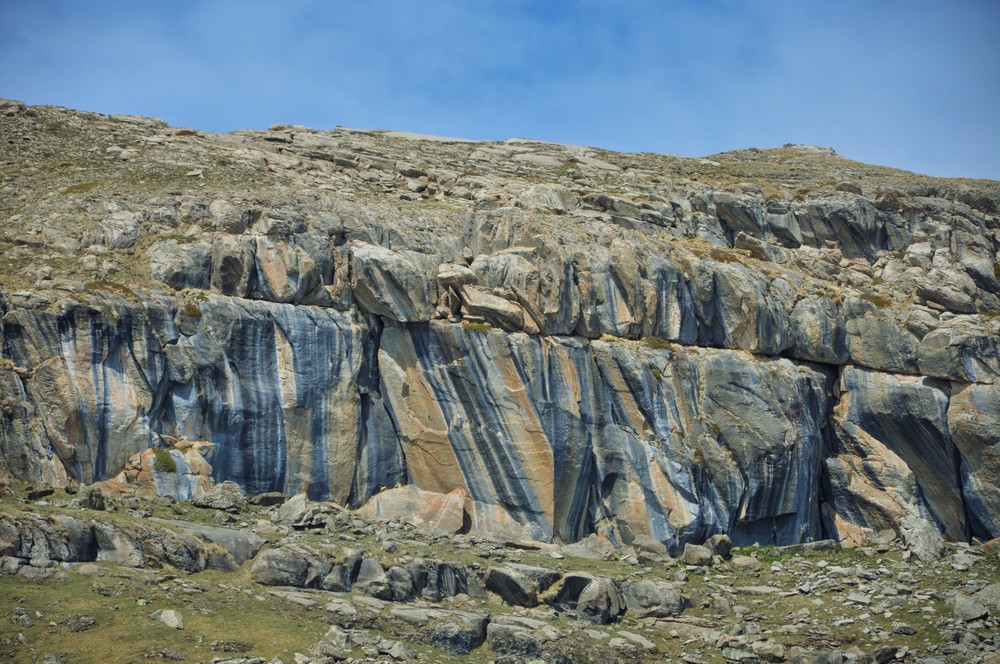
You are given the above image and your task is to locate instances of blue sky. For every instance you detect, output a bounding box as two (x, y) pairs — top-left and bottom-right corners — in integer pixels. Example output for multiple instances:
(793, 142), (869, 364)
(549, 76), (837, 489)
(2, 1), (998, 180)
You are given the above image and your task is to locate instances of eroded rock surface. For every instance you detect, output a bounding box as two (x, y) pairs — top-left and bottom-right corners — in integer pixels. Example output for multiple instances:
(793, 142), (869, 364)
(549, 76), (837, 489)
(1, 99), (999, 556)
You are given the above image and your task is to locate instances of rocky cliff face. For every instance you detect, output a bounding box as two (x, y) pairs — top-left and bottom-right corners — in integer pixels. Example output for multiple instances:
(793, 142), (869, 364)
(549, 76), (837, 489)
(1, 98), (998, 555)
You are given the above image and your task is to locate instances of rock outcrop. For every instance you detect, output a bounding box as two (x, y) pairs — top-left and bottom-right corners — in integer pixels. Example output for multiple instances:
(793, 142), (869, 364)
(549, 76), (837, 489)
(1, 99), (999, 556)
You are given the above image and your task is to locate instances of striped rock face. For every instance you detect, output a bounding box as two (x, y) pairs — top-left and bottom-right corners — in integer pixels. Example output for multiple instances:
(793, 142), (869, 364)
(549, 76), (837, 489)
(2, 101), (999, 554)
(378, 323), (829, 549)
(2, 285), (999, 553)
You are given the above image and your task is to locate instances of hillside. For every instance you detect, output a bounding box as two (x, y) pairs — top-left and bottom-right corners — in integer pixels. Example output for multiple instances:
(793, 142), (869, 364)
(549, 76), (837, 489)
(1, 97), (1000, 660)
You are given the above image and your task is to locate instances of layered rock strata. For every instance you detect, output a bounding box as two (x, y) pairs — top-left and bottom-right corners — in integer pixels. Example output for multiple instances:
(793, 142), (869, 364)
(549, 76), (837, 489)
(1, 99), (999, 553)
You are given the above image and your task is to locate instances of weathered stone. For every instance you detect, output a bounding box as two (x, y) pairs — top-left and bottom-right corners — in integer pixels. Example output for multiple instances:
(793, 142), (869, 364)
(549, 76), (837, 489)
(355, 486), (466, 534)
(622, 579), (689, 618)
(486, 615), (563, 660)
(250, 492), (286, 507)
(949, 593), (988, 621)
(192, 481), (248, 513)
(78, 485), (105, 510)
(407, 560), (483, 601)
(150, 609), (184, 630)
(211, 234), (256, 297)
(484, 566), (539, 607)
(427, 612), (489, 656)
(705, 533), (733, 560)
(354, 557), (392, 600)
(576, 576), (624, 624)
(825, 367), (959, 559)
(148, 240), (212, 290)
(152, 519), (264, 566)
(731, 555), (763, 573)
(682, 543), (713, 566)
(271, 493), (332, 529)
(250, 548), (310, 587)
(562, 534), (617, 561)
(459, 285), (525, 331)
(351, 242), (436, 322)
(948, 383), (1000, 539)
(4, 99), (1000, 577)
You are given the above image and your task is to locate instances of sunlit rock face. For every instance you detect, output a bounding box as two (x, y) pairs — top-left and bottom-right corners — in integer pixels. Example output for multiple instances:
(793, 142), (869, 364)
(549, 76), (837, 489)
(0, 294), (402, 504)
(2, 100), (999, 550)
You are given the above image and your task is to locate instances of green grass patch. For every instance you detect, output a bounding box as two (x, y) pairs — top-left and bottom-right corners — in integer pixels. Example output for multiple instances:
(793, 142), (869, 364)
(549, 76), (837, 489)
(462, 321), (491, 333)
(645, 336), (676, 350)
(0, 568), (327, 663)
(84, 280), (137, 299)
(153, 448), (177, 473)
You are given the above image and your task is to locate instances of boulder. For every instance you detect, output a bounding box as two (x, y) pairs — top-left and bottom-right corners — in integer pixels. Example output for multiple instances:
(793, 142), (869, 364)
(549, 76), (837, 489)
(250, 548), (311, 587)
(576, 576), (624, 624)
(407, 560), (483, 601)
(150, 609), (184, 630)
(562, 534), (616, 561)
(354, 557), (392, 600)
(210, 234), (256, 297)
(622, 580), (689, 618)
(148, 240), (212, 290)
(78, 485), (105, 510)
(152, 519), (264, 567)
(351, 242), (436, 322)
(682, 543), (713, 566)
(484, 566), (539, 607)
(427, 612), (489, 655)
(731, 555), (763, 573)
(192, 481), (248, 513)
(459, 285), (525, 331)
(949, 593), (989, 621)
(705, 533), (733, 560)
(486, 615), (564, 660)
(271, 493), (332, 529)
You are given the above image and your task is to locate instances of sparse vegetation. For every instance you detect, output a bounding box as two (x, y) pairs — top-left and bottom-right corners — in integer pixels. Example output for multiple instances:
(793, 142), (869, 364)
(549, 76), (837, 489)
(462, 321), (491, 333)
(153, 448), (177, 473)
(84, 280), (137, 299)
(645, 336), (675, 350)
(860, 292), (893, 308)
(181, 300), (203, 318)
(62, 181), (101, 194)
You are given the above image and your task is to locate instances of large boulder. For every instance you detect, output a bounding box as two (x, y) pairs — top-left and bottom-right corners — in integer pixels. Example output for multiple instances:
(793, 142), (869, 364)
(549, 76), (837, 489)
(427, 611), (489, 656)
(547, 572), (624, 624)
(148, 240), (212, 290)
(407, 560), (484, 601)
(576, 576), (624, 624)
(622, 580), (689, 618)
(152, 519), (264, 568)
(351, 242), (437, 321)
(484, 566), (544, 607)
(192, 481), (248, 513)
(250, 544), (332, 588)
